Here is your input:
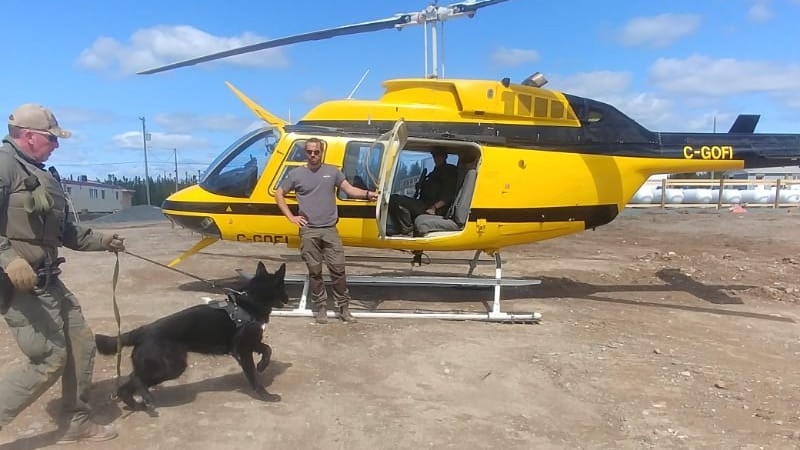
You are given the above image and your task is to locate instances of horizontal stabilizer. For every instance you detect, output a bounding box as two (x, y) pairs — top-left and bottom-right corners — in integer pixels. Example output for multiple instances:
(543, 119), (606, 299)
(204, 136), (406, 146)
(728, 114), (760, 133)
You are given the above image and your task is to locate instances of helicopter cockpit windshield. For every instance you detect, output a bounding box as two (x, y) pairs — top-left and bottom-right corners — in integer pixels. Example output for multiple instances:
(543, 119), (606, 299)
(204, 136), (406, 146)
(200, 127), (280, 198)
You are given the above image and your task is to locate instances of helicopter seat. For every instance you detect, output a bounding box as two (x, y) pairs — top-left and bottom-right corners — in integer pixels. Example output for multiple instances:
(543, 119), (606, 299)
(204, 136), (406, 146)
(414, 167), (477, 236)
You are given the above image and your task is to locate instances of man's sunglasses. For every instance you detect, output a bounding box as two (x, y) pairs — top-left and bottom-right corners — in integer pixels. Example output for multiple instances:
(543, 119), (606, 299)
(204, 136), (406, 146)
(305, 150), (321, 155)
(27, 128), (58, 143)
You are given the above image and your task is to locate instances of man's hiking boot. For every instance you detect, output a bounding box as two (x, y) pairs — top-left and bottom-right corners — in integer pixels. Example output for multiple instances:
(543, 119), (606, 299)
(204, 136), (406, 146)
(314, 305), (328, 324)
(57, 421), (118, 445)
(339, 305), (358, 323)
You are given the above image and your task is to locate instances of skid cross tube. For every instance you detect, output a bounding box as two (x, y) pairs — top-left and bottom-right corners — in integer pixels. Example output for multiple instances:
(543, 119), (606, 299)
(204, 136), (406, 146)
(272, 251), (542, 323)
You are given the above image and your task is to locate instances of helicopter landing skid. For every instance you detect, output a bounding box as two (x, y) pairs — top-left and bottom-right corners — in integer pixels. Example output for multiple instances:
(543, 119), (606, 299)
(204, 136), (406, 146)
(272, 251), (542, 324)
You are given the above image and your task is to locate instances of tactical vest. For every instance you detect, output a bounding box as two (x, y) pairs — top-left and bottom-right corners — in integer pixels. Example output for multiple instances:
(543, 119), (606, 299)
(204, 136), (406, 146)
(0, 143), (67, 266)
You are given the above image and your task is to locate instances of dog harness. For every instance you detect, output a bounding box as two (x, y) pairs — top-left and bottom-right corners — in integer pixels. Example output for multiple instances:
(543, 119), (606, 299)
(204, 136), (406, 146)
(206, 293), (260, 328)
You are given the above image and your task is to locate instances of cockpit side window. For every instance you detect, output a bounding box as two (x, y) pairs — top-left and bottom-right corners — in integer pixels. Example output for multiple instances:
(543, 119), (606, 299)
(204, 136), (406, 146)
(200, 128), (277, 198)
(338, 140), (384, 200)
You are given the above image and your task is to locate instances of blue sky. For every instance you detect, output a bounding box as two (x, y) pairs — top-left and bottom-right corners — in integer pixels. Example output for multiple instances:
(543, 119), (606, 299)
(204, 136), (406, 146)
(3, 0), (800, 181)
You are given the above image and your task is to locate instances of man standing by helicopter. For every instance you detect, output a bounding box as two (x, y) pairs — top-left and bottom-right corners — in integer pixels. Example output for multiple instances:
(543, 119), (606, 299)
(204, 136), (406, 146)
(275, 138), (378, 324)
(388, 147), (458, 235)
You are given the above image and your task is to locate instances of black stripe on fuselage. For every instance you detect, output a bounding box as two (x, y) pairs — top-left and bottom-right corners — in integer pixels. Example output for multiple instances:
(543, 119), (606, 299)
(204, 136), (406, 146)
(295, 119), (662, 156)
(294, 119), (800, 165)
(162, 201), (619, 230)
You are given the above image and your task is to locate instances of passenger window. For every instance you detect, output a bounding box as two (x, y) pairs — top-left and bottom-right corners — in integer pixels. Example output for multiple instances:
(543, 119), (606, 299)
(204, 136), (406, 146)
(339, 140), (384, 200)
(273, 166), (300, 197)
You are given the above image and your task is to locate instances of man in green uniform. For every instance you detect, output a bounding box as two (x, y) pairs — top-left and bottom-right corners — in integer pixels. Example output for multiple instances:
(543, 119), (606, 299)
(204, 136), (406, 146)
(0, 104), (125, 444)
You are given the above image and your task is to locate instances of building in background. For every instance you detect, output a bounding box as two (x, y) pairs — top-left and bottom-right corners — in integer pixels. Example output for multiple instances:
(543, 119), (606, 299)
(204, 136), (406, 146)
(739, 166), (800, 181)
(63, 176), (135, 214)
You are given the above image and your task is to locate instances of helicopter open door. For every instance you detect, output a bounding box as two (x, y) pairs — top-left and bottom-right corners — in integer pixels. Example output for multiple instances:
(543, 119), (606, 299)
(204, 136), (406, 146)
(374, 120), (409, 238)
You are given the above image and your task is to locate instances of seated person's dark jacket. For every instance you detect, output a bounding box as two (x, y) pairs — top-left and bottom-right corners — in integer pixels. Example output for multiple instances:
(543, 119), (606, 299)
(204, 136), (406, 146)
(419, 163), (458, 215)
(388, 163), (457, 234)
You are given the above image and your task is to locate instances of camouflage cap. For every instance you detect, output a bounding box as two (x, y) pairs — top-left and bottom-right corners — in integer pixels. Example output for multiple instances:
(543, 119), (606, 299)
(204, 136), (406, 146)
(8, 103), (71, 138)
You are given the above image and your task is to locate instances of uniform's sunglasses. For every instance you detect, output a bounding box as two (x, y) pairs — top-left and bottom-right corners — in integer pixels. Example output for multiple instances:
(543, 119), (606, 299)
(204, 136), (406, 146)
(27, 128), (58, 143)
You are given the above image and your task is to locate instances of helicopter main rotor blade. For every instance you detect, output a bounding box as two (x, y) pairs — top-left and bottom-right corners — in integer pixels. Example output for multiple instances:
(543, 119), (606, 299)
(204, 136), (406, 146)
(137, 0), (512, 75)
(138, 15), (412, 75)
(451, 0), (511, 14)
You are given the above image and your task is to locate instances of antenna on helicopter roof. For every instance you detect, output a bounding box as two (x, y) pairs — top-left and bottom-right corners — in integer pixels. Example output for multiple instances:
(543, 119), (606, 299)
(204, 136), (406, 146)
(137, 0), (512, 77)
(347, 69), (370, 99)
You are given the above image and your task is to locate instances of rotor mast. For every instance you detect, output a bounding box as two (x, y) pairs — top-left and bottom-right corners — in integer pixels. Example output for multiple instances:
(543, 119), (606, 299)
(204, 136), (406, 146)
(400, 2), (484, 79)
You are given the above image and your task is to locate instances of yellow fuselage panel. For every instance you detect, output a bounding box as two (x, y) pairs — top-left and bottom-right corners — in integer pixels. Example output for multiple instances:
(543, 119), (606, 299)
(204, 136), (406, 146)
(164, 142), (746, 254)
(302, 78), (582, 127)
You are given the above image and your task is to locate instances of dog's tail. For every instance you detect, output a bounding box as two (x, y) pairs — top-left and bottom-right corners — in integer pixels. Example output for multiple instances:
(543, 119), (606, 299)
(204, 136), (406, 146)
(95, 328), (146, 355)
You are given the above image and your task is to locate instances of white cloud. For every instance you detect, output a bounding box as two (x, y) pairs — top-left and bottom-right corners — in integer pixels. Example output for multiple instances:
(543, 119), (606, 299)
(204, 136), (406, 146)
(618, 14), (701, 48)
(612, 93), (677, 129)
(550, 70), (738, 131)
(112, 130), (211, 150)
(650, 55), (800, 97)
(552, 71), (633, 98)
(490, 47), (539, 68)
(78, 26), (289, 75)
(747, 0), (773, 22)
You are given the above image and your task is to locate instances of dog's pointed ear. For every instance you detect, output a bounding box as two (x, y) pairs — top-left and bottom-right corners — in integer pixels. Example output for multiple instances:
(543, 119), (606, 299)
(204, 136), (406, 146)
(256, 261), (268, 278)
(275, 263), (286, 280)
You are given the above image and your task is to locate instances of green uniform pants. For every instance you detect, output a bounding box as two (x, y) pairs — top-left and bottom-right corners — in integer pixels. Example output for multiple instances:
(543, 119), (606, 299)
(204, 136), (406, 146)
(0, 277), (96, 429)
(299, 226), (352, 307)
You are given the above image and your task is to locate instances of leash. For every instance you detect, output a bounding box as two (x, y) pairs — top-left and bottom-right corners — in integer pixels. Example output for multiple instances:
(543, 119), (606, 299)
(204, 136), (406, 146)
(112, 253), (122, 383)
(122, 250), (242, 295)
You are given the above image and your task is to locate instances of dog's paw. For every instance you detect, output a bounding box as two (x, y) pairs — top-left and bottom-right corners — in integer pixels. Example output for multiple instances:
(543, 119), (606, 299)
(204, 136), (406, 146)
(256, 390), (281, 402)
(143, 404), (160, 418)
(257, 346), (272, 372)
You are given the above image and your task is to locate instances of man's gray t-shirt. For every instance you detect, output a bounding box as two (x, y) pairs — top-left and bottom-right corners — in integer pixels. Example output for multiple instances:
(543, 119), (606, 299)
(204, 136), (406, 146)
(280, 164), (345, 227)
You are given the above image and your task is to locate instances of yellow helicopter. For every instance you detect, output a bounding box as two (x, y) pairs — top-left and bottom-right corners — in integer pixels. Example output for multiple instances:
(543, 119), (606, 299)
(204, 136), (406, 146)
(141, 0), (800, 322)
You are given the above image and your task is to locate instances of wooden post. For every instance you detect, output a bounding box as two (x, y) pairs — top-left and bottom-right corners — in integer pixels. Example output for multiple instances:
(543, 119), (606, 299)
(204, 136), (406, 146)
(717, 177), (724, 209)
(660, 178), (667, 209)
(774, 179), (782, 208)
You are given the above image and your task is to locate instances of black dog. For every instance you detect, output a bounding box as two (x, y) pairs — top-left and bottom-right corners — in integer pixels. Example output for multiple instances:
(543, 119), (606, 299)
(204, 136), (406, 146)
(95, 262), (288, 412)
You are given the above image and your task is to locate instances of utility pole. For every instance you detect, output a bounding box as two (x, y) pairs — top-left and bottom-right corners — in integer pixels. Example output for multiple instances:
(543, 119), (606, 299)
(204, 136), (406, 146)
(173, 148), (179, 193)
(139, 116), (152, 205)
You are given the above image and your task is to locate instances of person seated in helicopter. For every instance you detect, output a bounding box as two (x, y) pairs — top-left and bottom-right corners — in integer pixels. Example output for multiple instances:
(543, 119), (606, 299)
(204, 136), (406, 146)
(388, 147), (458, 236)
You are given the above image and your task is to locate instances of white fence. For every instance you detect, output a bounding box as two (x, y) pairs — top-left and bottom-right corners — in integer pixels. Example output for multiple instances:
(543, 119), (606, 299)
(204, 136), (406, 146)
(628, 179), (800, 208)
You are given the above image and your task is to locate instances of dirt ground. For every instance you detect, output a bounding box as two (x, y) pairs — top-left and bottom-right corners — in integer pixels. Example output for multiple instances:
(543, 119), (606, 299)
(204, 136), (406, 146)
(1, 207), (799, 450)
